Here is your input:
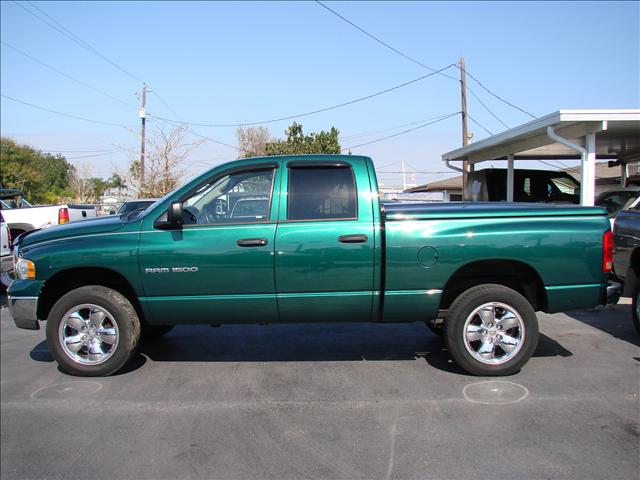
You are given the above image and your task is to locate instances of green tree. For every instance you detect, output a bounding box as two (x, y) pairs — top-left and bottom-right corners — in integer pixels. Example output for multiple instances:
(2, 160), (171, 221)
(0, 137), (74, 204)
(264, 123), (341, 156)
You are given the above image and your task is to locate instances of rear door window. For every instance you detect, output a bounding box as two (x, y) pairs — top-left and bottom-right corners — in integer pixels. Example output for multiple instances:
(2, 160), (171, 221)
(287, 166), (357, 221)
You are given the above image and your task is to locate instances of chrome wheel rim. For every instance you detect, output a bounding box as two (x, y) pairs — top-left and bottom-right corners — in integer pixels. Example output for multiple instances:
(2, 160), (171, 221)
(58, 304), (119, 365)
(463, 302), (525, 365)
(635, 293), (640, 319)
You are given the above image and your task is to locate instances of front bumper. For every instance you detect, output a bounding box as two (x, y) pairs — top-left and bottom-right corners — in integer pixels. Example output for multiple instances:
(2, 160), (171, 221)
(7, 296), (39, 330)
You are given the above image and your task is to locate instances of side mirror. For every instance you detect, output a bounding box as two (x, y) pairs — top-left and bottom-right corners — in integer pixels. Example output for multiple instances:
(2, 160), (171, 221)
(168, 201), (184, 226)
(155, 201), (184, 230)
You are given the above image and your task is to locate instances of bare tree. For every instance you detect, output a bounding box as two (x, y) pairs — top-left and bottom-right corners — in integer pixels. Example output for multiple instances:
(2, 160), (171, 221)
(121, 126), (204, 198)
(68, 163), (95, 203)
(236, 126), (271, 158)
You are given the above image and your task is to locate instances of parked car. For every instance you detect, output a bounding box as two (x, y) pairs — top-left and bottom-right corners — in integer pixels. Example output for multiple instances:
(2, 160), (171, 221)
(0, 189), (96, 239)
(465, 168), (580, 203)
(8, 155), (612, 377)
(611, 196), (640, 334)
(1, 212), (12, 290)
(595, 188), (639, 224)
(112, 199), (159, 216)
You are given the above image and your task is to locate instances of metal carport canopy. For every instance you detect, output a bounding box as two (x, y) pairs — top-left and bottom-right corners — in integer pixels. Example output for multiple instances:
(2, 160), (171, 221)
(441, 109), (640, 206)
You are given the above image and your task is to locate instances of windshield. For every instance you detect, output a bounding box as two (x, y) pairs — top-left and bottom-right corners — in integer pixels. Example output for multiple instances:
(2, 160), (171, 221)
(0, 195), (32, 209)
(549, 174), (580, 195)
(597, 191), (640, 218)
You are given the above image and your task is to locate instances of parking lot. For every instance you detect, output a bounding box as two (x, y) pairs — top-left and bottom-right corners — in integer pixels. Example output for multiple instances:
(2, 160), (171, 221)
(1, 298), (638, 480)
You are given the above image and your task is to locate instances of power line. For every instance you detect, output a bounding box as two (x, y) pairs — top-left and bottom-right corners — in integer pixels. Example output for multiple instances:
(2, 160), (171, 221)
(467, 114), (494, 136)
(341, 114), (456, 141)
(17, 2), (189, 129)
(467, 86), (509, 129)
(150, 91), (184, 122)
(0, 41), (137, 111)
(158, 117), (246, 152)
(150, 64), (455, 128)
(343, 111), (460, 150)
(537, 159), (571, 170)
(375, 160), (403, 170)
(1, 94), (135, 128)
(402, 161), (425, 172)
(16, 0), (144, 85)
(314, 1), (458, 81)
(459, 67), (536, 119)
(315, 1), (534, 121)
(38, 148), (120, 153)
(65, 150), (127, 160)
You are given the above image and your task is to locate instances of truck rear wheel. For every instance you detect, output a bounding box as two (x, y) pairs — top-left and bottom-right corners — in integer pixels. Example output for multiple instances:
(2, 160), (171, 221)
(46, 286), (141, 377)
(444, 284), (538, 376)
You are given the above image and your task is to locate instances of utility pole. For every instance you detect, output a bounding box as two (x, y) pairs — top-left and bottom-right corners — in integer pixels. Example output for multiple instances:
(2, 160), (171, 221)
(459, 57), (470, 192)
(139, 84), (148, 186)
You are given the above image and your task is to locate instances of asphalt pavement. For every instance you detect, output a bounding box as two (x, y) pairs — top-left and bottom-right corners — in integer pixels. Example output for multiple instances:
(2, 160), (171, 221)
(1, 298), (638, 480)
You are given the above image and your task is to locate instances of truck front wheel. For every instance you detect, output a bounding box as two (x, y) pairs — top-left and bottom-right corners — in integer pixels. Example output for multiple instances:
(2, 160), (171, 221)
(46, 286), (141, 376)
(444, 284), (538, 376)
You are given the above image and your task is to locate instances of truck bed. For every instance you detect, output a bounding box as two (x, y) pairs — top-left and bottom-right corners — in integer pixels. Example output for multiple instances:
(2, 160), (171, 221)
(380, 201), (610, 322)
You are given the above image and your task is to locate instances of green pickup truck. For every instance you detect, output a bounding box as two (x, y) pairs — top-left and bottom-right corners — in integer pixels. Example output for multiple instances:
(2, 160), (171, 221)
(8, 155), (613, 377)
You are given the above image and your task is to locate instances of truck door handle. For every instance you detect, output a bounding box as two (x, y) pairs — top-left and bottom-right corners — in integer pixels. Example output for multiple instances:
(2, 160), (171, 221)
(237, 238), (268, 247)
(338, 234), (368, 243)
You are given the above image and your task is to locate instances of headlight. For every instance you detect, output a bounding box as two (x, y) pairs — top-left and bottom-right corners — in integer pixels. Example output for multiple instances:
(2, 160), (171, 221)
(15, 258), (36, 280)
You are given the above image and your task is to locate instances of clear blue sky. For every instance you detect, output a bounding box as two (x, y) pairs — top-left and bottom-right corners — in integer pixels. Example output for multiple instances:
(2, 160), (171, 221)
(1, 1), (638, 187)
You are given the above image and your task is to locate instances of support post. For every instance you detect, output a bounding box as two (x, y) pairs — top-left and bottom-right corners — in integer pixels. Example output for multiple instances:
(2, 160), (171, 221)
(621, 162), (628, 187)
(582, 132), (596, 206)
(507, 154), (515, 202)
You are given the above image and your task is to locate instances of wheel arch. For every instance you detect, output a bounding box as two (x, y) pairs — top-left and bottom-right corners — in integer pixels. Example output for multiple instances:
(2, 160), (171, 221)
(37, 267), (145, 323)
(8, 223), (33, 237)
(621, 247), (640, 296)
(439, 259), (547, 313)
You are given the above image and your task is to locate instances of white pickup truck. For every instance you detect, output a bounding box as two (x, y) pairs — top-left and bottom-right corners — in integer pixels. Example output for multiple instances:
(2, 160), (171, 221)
(0, 189), (96, 239)
(1, 212), (12, 289)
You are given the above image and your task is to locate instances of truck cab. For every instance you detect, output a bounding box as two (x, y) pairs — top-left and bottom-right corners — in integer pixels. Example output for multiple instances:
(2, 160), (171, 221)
(140, 155), (376, 325)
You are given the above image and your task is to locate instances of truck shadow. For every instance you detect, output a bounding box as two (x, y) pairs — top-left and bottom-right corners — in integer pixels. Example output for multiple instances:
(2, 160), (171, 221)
(30, 322), (572, 376)
(565, 303), (640, 347)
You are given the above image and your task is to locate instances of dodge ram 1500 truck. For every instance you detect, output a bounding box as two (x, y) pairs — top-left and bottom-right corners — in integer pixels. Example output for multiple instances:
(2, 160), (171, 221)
(8, 155), (613, 377)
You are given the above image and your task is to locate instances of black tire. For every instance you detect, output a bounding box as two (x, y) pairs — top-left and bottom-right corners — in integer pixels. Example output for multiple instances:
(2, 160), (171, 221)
(141, 324), (174, 341)
(444, 284), (539, 376)
(632, 284), (640, 336)
(46, 286), (141, 377)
